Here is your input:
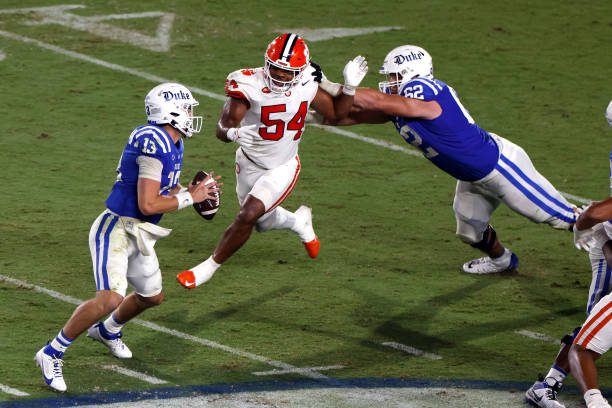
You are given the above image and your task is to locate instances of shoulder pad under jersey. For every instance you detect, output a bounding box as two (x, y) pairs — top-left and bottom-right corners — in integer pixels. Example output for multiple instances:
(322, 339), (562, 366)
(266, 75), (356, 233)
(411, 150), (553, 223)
(224, 68), (261, 102)
(400, 77), (445, 101)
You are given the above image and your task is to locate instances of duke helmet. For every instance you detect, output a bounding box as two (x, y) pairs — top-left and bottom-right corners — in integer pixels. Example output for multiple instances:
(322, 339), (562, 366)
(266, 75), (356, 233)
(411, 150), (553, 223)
(378, 45), (433, 94)
(145, 83), (202, 137)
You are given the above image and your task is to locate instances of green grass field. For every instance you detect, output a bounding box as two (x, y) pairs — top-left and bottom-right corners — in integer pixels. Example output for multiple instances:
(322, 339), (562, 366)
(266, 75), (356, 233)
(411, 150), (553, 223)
(1, 0), (612, 406)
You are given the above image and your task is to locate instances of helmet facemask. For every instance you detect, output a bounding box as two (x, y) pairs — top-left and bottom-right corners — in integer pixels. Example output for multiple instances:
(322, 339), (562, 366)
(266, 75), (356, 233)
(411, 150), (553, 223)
(264, 59), (304, 93)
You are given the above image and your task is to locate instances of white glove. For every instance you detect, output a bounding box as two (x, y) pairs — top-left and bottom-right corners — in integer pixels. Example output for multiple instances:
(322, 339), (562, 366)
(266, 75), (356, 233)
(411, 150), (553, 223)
(574, 226), (596, 252)
(605, 100), (612, 128)
(342, 55), (368, 95)
(225, 123), (259, 142)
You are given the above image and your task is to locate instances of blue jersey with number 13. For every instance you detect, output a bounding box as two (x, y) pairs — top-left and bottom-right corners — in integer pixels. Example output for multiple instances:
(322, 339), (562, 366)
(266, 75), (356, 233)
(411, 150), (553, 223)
(392, 78), (499, 181)
(105, 125), (183, 224)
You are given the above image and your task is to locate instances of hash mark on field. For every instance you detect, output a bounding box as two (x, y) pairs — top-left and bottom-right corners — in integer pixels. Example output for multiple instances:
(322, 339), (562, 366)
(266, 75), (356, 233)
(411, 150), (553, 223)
(381, 342), (442, 360)
(0, 275), (330, 381)
(0, 383), (29, 396)
(102, 365), (168, 385)
(252, 365), (345, 376)
(515, 330), (559, 344)
(0, 31), (590, 203)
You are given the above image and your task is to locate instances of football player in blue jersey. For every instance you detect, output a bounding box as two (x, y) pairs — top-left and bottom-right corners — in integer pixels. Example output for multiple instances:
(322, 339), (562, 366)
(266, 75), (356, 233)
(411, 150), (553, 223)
(34, 82), (220, 392)
(318, 44), (577, 275)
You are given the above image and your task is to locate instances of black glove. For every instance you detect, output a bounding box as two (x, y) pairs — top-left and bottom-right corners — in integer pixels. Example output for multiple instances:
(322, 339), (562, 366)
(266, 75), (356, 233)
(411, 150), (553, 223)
(310, 61), (323, 83)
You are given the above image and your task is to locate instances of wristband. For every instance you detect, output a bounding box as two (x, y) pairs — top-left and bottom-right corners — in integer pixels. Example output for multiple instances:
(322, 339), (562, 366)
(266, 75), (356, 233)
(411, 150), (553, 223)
(175, 191), (194, 210)
(342, 85), (356, 96)
(319, 78), (342, 96)
(226, 127), (239, 142)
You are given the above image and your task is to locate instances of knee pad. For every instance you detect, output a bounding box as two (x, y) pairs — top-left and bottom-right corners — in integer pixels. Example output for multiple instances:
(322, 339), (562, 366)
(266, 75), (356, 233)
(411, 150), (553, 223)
(469, 225), (497, 252)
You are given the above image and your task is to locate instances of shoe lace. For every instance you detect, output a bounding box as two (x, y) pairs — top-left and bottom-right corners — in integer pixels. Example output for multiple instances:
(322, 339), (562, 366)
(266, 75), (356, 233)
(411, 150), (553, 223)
(52, 357), (64, 378)
(469, 256), (491, 266)
(543, 377), (563, 401)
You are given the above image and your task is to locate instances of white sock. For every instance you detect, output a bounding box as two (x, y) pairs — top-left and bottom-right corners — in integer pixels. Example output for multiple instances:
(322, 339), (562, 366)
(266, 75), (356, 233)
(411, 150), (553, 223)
(585, 389), (608, 408)
(491, 248), (511, 266)
(49, 330), (73, 354)
(545, 365), (567, 384)
(192, 256), (221, 286)
(103, 313), (125, 335)
(257, 207), (297, 232)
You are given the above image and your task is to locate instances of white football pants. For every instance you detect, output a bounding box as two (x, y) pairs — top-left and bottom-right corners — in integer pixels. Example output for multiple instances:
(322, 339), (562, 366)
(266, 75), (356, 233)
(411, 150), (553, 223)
(89, 210), (164, 298)
(235, 148), (300, 226)
(454, 134), (576, 244)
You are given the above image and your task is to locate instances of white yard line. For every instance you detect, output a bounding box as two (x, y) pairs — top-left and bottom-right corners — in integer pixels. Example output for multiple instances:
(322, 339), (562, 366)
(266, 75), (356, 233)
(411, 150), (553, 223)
(102, 365), (168, 385)
(515, 330), (559, 344)
(0, 383), (29, 397)
(0, 29), (588, 204)
(0, 275), (329, 380)
(381, 342), (442, 360)
(252, 365), (345, 376)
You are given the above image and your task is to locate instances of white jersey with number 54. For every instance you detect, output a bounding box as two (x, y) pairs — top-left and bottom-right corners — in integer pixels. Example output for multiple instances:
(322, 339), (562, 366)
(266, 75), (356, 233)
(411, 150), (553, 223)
(224, 66), (318, 169)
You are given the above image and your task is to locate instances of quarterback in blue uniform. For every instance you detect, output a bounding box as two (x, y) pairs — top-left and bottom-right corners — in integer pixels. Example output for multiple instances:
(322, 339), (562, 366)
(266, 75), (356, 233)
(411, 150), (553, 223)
(35, 83), (220, 392)
(321, 45), (577, 274)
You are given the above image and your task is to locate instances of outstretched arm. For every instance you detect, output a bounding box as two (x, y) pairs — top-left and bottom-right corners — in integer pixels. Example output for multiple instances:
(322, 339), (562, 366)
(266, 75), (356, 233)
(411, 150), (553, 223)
(576, 197), (612, 230)
(353, 87), (442, 120)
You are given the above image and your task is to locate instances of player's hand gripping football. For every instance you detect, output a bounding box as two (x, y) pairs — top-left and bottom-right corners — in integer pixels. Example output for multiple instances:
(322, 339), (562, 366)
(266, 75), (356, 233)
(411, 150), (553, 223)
(342, 55), (368, 95)
(189, 171), (222, 204)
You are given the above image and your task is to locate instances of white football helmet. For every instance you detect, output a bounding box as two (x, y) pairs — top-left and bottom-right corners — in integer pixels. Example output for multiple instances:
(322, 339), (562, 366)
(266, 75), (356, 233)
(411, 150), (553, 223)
(378, 45), (433, 94)
(145, 83), (202, 137)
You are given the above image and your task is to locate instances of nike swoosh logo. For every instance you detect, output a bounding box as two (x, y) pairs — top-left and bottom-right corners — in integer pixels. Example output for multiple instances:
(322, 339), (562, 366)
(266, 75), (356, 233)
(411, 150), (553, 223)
(302, 80), (311, 86)
(183, 280), (195, 287)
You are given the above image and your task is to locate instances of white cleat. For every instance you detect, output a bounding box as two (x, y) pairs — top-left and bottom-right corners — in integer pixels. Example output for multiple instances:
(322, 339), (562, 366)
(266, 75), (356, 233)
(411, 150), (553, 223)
(35, 347), (67, 392)
(462, 251), (519, 274)
(525, 378), (565, 408)
(87, 322), (132, 359)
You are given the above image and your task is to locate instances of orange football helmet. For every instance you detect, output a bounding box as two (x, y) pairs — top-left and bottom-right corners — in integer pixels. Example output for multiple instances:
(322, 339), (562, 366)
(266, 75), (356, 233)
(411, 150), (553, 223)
(264, 33), (310, 93)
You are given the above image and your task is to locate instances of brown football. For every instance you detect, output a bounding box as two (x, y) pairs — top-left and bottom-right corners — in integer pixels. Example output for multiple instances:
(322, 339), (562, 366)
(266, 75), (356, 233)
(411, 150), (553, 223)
(191, 171), (220, 220)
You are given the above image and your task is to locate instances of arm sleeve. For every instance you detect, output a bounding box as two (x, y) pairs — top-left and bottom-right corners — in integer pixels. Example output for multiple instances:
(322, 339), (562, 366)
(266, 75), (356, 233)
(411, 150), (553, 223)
(137, 155), (163, 182)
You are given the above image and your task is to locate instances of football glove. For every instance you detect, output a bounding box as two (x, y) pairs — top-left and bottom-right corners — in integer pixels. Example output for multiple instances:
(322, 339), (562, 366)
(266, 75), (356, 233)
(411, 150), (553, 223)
(310, 61), (323, 83)
(342, 55), (368, 95)
(226, 123), (259, 142)
(574, 226), (596, 252)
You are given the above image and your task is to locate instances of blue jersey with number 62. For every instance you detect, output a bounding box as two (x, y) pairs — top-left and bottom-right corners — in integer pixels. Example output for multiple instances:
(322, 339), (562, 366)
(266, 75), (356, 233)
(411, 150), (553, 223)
(391, 78), (499, 181)
(105, 124), (183, 224)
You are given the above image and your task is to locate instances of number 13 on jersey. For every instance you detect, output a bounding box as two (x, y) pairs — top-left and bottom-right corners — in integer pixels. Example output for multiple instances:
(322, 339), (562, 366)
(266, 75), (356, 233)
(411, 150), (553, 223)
(258, 101), (308, 141)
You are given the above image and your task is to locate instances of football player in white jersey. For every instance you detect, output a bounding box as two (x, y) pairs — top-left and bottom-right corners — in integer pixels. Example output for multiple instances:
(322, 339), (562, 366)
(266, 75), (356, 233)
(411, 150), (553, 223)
(568, 197), (612, 408)
(177, 33), (368, 288)
(35, 83), (220, 392)
(525, 101), (612, 408)
(315, 44), (578, 275)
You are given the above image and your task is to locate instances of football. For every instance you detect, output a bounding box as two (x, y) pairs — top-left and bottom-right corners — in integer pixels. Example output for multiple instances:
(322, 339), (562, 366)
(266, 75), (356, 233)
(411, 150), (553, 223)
(191, 171), (220, 220)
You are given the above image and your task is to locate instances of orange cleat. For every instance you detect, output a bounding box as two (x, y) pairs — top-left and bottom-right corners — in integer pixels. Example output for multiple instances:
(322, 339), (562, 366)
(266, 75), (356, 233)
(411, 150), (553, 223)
(176, 270), (197, 289)
(303, 237), (320, 259)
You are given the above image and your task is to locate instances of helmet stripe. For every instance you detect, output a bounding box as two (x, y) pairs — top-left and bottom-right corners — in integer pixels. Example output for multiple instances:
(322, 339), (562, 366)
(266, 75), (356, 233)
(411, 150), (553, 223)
(280, 33), (298, 63)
